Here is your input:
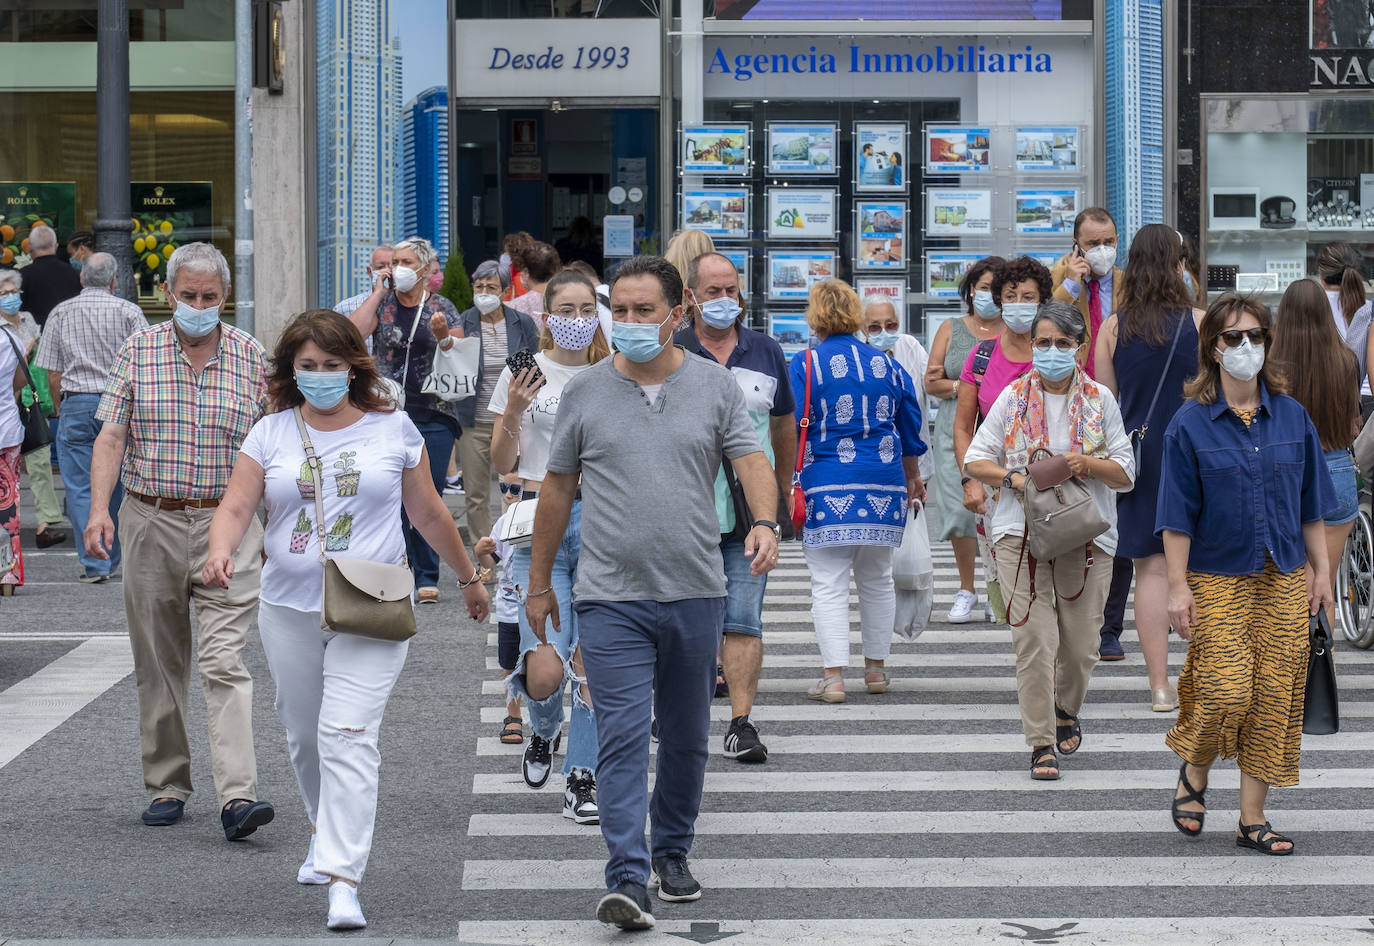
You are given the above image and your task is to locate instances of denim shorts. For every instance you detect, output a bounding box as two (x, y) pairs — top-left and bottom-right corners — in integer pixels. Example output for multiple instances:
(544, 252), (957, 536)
(1325, 448), (1359, 526)
(721, 538), (768, 637)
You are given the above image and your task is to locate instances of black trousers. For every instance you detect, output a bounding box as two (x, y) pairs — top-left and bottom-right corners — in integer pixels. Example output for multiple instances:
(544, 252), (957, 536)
(1099, 555), (1134, 637)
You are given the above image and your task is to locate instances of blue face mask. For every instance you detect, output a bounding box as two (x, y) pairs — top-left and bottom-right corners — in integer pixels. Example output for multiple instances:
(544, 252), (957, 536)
(972, 289), (999, 319)
(295, 368), (351, 409)
(612, 314), (672, 363)
(1033, 346), (1078, 382)
(71, 259), (84, 271)
(696, 293), (742, 329)
(1001, 302), (1038, 334)
(0, 294), (21, 315)
(868, 331), (900, 351)
(172, 300), (221, 338)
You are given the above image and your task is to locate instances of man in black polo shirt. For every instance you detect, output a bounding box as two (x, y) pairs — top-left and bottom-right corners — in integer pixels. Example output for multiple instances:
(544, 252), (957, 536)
(20, 225), (81, 328)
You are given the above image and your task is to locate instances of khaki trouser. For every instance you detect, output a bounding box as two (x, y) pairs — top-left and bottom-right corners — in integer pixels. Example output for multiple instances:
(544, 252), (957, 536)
(995, 535), (1111, 748)
(457, 419), (496, 544)
(23, 445), (61, 525)
(119, 496), (264, 809)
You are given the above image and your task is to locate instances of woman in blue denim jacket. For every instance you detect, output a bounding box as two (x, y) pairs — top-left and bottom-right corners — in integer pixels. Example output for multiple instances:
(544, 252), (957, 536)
(1156, 294), (1335, 856)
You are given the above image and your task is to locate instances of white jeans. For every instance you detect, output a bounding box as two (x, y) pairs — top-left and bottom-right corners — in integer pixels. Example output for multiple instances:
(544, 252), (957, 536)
(804, 544), (896, 669)
(257, 602), (409, 883)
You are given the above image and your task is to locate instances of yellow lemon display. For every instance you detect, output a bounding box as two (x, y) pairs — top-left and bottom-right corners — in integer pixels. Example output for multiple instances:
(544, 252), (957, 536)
(145, 253), (160, 269)
(162, 244), (173, 259)
(159, 221), (173, 235)
(144, 234), (157, 251)
(134, 237), (146, 254)
(131, 219), (141, 233)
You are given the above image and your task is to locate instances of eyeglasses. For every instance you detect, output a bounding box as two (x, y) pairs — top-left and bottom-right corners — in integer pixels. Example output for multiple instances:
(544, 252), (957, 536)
(1031, 338), (1079, 352)
(1219, 328), (1267, 348)
(550, 305), (598, 319)
(472, 282), (502, 293)
(866, 323), (899, 334)
(499, 482), (523, 498)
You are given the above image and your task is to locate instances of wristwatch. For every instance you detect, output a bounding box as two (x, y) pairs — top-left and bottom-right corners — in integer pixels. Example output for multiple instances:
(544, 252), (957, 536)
(754, 519), (782, 541)
(1003, 470), (1022, 490)
(960, 474), (974, 487)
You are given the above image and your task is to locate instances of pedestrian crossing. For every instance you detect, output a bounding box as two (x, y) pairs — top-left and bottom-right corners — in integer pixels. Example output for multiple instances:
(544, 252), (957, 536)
(458, 540), (1374, 945)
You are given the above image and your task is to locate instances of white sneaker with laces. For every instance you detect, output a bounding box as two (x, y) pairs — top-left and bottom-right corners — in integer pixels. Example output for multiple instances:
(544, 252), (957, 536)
(947, 589), (978, 624)
(985, 601), (995, 623)
(327, 881), (366, 930)
(297, 834), (330, 885)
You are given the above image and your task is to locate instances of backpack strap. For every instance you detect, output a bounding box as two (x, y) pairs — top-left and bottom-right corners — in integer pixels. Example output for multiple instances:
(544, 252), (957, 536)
(971, 337), (997, 388)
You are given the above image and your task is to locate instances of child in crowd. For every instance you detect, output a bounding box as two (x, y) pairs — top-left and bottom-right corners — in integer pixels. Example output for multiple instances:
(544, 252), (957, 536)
(474, 471), (525, 743)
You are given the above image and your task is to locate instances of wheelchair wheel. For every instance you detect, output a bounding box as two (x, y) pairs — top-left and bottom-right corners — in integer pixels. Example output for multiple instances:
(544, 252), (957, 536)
(1337, 503), (1374, 649)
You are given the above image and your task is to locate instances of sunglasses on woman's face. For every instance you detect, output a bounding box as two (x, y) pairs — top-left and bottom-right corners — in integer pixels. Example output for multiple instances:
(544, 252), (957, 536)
(1219, 328), (1266, 348)
(499, 482), (523, 498)
(1031, 337), (1078, 352)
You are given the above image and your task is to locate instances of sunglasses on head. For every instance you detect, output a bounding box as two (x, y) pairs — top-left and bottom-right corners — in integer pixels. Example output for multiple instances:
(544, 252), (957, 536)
(1219, 328), (1266, 348)
(499, 482), (523, 498)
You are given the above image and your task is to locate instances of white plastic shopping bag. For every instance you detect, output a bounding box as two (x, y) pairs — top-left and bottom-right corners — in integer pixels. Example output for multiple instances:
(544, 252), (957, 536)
(892, 501), (933, 592)
(421, 336), (481, 402)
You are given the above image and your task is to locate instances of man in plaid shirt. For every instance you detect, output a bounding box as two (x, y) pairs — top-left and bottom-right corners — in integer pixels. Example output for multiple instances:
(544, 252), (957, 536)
(85, 242), (276, 842)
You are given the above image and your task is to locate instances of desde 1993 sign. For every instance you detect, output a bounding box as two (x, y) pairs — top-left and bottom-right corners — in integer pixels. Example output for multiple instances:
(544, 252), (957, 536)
(454, 18), (661, 100)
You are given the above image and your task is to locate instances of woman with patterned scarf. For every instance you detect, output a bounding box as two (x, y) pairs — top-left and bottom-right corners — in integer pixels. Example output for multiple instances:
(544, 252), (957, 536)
(964, 301), (1135, 780)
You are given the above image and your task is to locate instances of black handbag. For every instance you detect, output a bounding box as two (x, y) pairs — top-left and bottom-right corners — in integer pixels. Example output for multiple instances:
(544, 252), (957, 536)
(720, 455), (754, 544)
(3, 326), (52, 455)
(1303, 610), (1340, 735)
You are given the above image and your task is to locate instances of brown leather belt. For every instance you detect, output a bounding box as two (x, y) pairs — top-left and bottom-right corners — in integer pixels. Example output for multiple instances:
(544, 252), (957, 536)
(130, 491), (221, 511)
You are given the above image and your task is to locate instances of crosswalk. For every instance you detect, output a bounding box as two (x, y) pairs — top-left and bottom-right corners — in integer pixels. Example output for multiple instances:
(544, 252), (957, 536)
(458, 541), (1374, 945)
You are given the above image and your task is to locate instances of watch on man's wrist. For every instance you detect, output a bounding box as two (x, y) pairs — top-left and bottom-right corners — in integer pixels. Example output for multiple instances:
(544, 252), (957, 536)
(1003, 470), (1022, 490)
(754, 519), (782, 541)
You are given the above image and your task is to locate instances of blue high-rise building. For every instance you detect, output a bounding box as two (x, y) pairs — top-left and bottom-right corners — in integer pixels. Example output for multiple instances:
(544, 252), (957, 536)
(316, 0), (403, 306)
(400, 86), (450, 263)
(1105, 0), (1165, 250)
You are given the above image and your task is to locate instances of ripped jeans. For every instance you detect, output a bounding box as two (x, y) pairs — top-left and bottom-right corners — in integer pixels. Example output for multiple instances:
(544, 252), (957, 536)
(257, 601), (409, 884)
(508, 499), (597, 776)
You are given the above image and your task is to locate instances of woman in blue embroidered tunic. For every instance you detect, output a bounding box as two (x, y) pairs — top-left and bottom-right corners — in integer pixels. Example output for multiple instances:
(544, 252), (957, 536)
(789, 279), (927, 703)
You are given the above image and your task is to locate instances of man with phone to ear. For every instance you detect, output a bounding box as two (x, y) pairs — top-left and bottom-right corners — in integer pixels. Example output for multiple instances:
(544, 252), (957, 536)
(1051, 206), (1122, 381)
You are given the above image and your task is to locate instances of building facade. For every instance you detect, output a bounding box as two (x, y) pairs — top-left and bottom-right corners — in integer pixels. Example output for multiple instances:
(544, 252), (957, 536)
(401, 86), (450, 260)
(1106, 0), (1165, 250)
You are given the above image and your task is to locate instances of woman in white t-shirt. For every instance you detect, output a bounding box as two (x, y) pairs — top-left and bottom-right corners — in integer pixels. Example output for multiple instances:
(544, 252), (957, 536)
(488, 268), (609, 824)
(204, 310), (489, 932)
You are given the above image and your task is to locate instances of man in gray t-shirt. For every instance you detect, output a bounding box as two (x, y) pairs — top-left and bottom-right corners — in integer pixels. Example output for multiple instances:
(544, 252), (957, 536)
(527, 256), (779, 931)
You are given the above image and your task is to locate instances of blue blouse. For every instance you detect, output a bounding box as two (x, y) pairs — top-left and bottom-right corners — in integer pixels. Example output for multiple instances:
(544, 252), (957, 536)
(789, 334), (927, 549)
(1155, 384), (1335, 576)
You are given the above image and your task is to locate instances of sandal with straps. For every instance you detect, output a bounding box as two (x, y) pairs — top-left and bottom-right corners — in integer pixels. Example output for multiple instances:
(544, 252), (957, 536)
(1236, 819), (1294, 856)
(1171, 761), (1207, 837)
(498, 716), (523, 744)
(1055, 704), (1082, 755)
(1030, 746), (1059, 780)
(807, 676), (846, 704)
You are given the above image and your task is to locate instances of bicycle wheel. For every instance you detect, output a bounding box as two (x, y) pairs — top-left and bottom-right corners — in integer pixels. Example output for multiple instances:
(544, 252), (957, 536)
(1337, 505), (1374, 649)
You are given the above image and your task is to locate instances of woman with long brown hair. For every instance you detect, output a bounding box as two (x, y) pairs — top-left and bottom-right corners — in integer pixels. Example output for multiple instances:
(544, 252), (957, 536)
(1318, 243), (1373, 414)
(1272, 277), (1361, 617)
(1160, 294), (1334, 855)
(205, 310), (490, 930)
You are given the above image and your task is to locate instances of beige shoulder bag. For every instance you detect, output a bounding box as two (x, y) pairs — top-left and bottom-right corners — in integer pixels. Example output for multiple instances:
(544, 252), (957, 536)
(294, 408), (417, 641)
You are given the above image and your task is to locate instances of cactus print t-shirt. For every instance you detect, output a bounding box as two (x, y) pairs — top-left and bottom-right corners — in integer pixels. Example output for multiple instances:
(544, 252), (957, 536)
(239, 408), (426, 613)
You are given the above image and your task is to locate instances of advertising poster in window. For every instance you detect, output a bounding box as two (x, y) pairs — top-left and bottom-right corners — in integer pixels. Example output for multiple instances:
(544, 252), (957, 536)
(766, 309), (810, 356)
(766, 186), (838, 240)
(854, 122), (908, 192)
(130, 181), (214, 297)
(767, 123), (838, 175)
(719, 248), (752, 297)
(1029, 252), (1062, 272)
(855, 200), (907, 269)
(855, 277), (907, 323)
(1015, 126), (1081, 172)
(1015, 188), (1079, 234)
(0, 181), (75, 266)
(925, 309), (964, 353)
(926, 189), (992, 236)
(682, 189), (750, 239)
(681, 124), (751, 175)
(926, 252), (983, 299)
(767, 250), (836, 301)
(925, 125), (992, 173)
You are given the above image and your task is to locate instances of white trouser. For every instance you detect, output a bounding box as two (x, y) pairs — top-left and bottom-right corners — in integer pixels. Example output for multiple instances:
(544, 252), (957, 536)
(804, 544), (896, 668)
(257, 601), (409, 884)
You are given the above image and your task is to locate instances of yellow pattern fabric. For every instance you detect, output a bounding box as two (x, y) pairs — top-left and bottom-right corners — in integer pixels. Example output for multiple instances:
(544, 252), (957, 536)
(1233, 407), (1259, 427)
(1165, 557), (1309, 786)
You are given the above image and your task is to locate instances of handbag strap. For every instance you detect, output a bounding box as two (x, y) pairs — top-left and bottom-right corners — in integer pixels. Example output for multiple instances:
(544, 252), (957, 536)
(2, 325), (37, 393)
(1137, 311), (1188, 440)
(794, 347), (813, 487)
(293, 407), (329, 567)
(395, 289), (430, 399)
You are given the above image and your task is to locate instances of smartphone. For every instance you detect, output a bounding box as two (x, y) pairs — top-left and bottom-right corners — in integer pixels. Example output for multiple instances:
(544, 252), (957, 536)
(1071, 241), (1084, 258)
(506, 349), (544, 387)
(381, 275), (393, 290)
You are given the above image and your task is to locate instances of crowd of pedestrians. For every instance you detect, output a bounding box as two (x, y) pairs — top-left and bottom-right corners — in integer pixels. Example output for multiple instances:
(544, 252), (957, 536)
(1, 213), (1367, 929)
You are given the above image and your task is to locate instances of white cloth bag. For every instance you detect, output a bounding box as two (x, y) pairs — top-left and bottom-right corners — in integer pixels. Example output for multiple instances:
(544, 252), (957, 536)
(421, 335), (481, 402)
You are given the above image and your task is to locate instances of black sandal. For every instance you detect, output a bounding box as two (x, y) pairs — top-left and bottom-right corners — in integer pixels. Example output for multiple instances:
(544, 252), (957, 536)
(498, 716), (523, 744)
(1236, 820), (1294, 856)
(1171, 761), (1207, 837)
(1030, 746), (1059, 780)
(1055, 704), (1082, 755)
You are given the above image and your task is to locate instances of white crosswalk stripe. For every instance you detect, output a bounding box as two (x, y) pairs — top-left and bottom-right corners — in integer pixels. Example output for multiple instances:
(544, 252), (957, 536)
(462, 534), (1374, 942)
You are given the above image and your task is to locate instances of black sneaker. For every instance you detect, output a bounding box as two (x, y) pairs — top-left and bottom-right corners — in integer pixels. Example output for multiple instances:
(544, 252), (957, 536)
(723, 715), (768, 763)
(651, 854), (702, 902)
(596, 882), (655, 930)
(714, 664), (729, 699)
(563, 768), (599, 824)
(522, 733), (552, 788)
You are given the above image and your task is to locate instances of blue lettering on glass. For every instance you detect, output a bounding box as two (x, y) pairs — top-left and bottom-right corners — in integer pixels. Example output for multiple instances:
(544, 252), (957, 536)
(488, 45), (629, 71)
(708, 43), (1052, 81)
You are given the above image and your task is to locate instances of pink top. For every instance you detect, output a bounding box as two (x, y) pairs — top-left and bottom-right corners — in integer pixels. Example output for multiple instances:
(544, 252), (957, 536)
(960, 336), (1033, 418)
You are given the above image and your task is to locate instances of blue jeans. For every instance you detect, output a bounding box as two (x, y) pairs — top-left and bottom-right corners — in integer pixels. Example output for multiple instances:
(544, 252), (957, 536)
(401, 412), (458, 588)
(721, 538), (767, 637)
(57, 393), (122, 577)
(508, 499), (596, 775)
(576, 596), (725, 889)
(1324, 448), (1358, 526)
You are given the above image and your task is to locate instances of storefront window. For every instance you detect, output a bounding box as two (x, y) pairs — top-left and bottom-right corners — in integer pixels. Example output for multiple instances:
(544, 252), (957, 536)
(0, 1), (233, 43)
(455, 0), (660, 17)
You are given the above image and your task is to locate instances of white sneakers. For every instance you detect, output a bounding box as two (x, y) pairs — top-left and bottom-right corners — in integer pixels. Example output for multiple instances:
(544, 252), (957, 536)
(297, 835), (330, 885)
(327, 881), (367, 930)
(947, 589), (979, 624)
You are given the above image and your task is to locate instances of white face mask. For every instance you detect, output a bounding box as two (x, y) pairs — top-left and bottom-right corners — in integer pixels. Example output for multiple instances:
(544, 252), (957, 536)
(392, 265), (419, 292)
(474, 293), (501, 314)
(1085, 244), (1117, 277)
(1217, 338), (1265, 382)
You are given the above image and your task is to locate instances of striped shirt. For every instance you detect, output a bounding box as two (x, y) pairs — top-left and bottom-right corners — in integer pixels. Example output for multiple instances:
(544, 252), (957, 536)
(33, 288), (149, 395)
(96, 321), (267, 499)
(475, 318), (509, 424)
(333, 291), (369, 317)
